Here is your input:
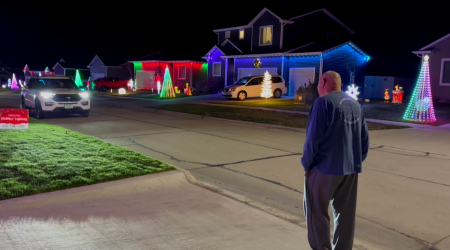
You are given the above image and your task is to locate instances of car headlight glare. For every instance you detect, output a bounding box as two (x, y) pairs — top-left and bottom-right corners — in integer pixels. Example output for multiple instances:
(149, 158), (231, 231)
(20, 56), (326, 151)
(230, 88), (235, 91)
(40, 92), (55, 99)
(79, 92), (89, 98)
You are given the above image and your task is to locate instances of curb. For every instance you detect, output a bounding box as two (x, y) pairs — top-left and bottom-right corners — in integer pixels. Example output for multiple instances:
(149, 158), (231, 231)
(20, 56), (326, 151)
(146, 107), (306, 134)
(176, 168), (380, 250)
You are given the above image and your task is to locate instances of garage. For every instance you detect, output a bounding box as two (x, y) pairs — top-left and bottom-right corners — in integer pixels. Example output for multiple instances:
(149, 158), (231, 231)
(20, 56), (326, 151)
(289, 68), (316, 96)
(136, 71), (155, 89)
(238, 68), (278, 80)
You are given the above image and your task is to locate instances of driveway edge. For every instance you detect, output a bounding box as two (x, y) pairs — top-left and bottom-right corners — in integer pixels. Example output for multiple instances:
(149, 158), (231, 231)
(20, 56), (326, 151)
(147, 108), (306, 133)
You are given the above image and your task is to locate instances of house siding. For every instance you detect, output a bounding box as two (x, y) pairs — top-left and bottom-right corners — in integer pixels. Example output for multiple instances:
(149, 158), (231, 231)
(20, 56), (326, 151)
(322, 44), (368, 92)
(89, 56), (105, 74)
(251, 11), (281, 54)
(192, 62), (208, 92)
(106, 66), (131, 80)
(226, 58), (235, 85)
(208, 48), (225, 90)
(54, 64), (65, 76)
(424, 38), (450, 101)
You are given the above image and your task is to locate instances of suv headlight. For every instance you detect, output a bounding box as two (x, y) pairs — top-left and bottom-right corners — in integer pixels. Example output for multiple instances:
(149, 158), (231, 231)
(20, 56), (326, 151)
(79, 92), (89, 98)
(40, 92), (55, 99)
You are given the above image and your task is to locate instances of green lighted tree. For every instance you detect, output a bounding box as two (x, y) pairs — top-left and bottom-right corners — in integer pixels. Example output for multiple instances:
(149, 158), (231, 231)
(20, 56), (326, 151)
(74, 70), (83, 88)
(160, 66), (175, 98)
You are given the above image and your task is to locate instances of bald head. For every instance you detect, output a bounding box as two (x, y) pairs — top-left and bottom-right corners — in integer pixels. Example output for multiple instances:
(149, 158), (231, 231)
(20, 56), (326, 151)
(318, 71), (341, 96)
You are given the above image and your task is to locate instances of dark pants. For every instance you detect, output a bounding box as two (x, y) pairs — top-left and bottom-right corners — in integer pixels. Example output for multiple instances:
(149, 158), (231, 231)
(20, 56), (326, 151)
(303, 168), (358, 250)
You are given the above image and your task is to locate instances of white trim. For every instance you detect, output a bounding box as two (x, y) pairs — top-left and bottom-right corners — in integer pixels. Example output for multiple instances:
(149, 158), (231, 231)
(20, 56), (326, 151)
(237, 67), (278, 80)
(128, 60), (206, 64)
(221, 39), (243, 53)
(213, 25), (250, 33)
(87, 55), (105, 68)
(289, 67), (316, 95)
(289, 8), (355, 34)
(239, 29), (245, 40)
(281, 55), (284, 79)
(178, 65), (186, 79)
(52, 62), (61, 70)
(225, 58), (228, 86)
(285, 42), (315, 53)
(225, 31), (230, 39)
(259, 25), (273, 46)
(212, 8), (292, 33)
(439, 58), (450, 86)
(222, 51), (321, 59)
(64, 68), (89, 71)
(323, 41), (370, 57)
(204, 45), (226, 57)
(412, 50), (433, 54)
(213, 62), (221, 76)
(420, 33), (450, 50)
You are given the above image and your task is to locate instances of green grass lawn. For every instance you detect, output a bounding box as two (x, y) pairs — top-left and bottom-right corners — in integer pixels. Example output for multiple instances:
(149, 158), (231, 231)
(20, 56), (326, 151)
(0, 89), (21, 93)
(0, 119), (175, 200)
(152, 103), (409, 130)
(211, 99), (450, 126)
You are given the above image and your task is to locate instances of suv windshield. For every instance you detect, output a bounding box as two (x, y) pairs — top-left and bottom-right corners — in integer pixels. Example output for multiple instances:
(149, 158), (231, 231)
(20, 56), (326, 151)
(34, 79), (78, 89)
(235, 77), (251, 85)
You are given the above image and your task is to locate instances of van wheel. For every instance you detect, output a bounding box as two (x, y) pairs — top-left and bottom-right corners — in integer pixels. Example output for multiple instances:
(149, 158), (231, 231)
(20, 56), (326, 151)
(273, 89), (282, 98)
(238, 91), (247, 100)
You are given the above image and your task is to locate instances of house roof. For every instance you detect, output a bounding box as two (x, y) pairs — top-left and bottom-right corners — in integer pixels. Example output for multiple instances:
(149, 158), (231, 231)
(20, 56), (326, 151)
(418, 32), (450, 51)
(128, 60), (206, 64)
(53, 61), (88, 70)
(221, 39), (244, 53)
(136, 51), (163, 60)
(220, 41), (370, 58)
(0, 61), (10, 69)
(212, 7), (293, 32)
(289, 8), (355, 34)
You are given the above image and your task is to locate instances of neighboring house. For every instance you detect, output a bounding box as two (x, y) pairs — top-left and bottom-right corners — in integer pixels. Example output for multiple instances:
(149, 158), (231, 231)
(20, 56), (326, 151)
(202, 8), (371, 95)
(412, 33), (450, 102)
(52, 59), (90, 83)
(124, 52), (208, 92)
(23, 64), (54, 81)
(87, 55), (131, 81)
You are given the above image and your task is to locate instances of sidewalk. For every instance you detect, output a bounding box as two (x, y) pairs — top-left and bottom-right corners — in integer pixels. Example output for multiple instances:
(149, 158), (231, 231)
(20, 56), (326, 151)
(0, 170), (311, 249)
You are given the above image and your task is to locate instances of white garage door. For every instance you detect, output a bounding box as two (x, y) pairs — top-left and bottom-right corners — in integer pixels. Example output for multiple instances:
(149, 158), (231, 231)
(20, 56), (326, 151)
(289, 68), (316, 96)
(136, 71), (155, 89)
(238, 68), (278, 80)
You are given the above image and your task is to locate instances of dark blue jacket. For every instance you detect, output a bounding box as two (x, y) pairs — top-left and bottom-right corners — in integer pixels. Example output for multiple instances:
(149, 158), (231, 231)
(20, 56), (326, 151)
(301, 91), (369, 175)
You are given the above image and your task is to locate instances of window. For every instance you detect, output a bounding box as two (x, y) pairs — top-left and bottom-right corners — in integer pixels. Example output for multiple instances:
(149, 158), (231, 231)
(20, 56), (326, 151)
(248, 78), (261, 85)
(440, 58), (450, 85)
(213, 62), (221, 76)
(225, 31), (230, 39)
(178, 65), (186, 79)
(239, 30), (244, 40)
(272, 76), (282, 83)
(259, 25), (272, 45)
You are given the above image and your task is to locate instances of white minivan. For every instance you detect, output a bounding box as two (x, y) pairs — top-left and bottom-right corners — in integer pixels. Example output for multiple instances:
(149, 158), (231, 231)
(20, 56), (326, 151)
(222, 75), (288, 100)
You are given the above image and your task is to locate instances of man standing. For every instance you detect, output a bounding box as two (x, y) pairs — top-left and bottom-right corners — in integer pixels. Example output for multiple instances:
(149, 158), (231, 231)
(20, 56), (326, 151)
(302, 71), (369, 250)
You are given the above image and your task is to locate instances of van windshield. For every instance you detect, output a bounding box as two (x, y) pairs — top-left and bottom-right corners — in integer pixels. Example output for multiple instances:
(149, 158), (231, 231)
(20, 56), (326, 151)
(235, 77), (251, 85)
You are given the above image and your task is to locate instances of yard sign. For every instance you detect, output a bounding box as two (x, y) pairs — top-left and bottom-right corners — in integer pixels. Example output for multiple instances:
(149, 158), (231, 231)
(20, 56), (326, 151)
(0, 108), (29, 129)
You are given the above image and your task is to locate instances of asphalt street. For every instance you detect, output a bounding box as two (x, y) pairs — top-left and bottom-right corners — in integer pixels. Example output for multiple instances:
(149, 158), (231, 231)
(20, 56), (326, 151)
(1, 92), (450, 249)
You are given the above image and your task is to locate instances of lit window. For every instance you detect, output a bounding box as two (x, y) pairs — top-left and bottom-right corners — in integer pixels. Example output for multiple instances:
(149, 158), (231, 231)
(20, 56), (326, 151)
(259, 26), (272, 45)
(213, 62), (221, 76)
(178, 66), (186, 79)
(225, 31), (230, 39)
(239, 30), (244, 39)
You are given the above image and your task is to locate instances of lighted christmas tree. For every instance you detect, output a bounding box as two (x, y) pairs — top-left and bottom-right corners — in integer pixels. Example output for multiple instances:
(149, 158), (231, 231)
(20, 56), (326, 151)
(160, 66), (175, 98)
(44, 66), (50, 75)
(74, 70), (84, 88)
(261, 70), (273, 101)
(23, 64), (29, 75)
(403, 55), (436, 122)
(10, 73), (19, 89)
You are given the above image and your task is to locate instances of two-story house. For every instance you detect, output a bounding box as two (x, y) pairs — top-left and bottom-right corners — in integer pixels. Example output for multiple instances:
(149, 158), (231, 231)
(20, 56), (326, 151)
(203, 8), (371, 96)
(87, 55), (131, 81)
(52, 59), (90, 83)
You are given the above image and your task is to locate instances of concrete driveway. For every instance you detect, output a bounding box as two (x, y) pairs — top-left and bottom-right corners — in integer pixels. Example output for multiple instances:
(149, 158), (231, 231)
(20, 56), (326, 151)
(2, 93), (450, 249)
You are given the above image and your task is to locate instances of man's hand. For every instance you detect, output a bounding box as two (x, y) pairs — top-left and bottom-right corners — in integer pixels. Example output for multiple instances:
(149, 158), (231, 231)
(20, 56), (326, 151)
(304, 171), (308, 176)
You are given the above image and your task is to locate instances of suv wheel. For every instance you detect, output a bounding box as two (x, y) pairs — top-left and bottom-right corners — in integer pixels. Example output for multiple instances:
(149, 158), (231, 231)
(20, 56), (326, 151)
(274, 89), (282, 98)
(21, 96), (27, 109)
(35, 100), (44, 119)
(238, 91), (247, 101)
(100, 85), (107, 92)
(80, 111), (90, 117)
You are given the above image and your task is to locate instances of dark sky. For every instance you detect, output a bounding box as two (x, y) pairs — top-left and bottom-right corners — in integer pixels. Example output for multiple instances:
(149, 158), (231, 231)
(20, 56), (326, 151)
(0, 3), (448, 78)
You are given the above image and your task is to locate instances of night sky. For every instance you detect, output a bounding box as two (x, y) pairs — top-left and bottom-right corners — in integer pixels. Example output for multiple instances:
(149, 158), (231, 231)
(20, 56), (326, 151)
(0, 3), (448, 78)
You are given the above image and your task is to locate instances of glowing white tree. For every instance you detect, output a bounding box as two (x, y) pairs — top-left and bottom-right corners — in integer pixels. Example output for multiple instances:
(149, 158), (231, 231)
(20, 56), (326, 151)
(346, 84), (359, 100)
(261, 71), (273, 101)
